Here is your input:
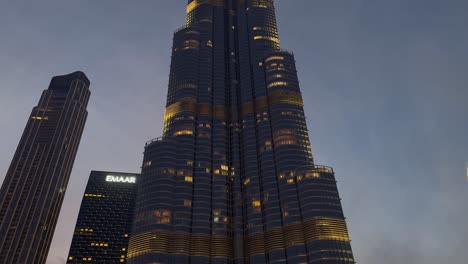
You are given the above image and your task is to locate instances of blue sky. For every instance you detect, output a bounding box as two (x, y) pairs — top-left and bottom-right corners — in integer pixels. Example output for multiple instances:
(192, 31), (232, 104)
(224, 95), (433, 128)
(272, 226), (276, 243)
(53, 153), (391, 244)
(0, 0), (467, 263)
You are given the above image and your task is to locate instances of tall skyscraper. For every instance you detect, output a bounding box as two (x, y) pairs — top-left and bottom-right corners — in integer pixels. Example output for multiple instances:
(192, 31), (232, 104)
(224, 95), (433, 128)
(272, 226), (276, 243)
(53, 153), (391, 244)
(0, 71), (90, 264)
(129, 1), (354, 263)
(67, 171), (139, 263)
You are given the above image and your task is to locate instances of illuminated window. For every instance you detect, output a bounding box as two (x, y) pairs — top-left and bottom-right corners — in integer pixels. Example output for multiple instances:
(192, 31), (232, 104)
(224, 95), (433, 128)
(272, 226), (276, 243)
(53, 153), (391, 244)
(174, 130), (193, 136)
(273, 129), (298, 146)
(182, 39), (199, 50)
(84, 194), (105, 198)
(80, 228), (94, 233)
(305, 171), (320, 178)
(143, 161), (152, 167)
(253, 35), (280, 44)
(267, 81), (288, 89)
(153, 209), (171, 224)
(268, 74), (285, 79)
(31, 116), (49, 120)
(243, 178), (250, 185)
(184, 200), (192, 207)
(185, 176), (193, 183)
(68, 257), (73, 260)
(265, 56), (285, 62)
(252, 200), (261, 207)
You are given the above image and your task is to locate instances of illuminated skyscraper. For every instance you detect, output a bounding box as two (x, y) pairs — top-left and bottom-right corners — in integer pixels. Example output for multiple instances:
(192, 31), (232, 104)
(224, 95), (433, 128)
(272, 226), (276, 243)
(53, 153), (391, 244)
(129, 1), (355, 263)
(67, 171), (139, 263)
(0, 71), (90, 264)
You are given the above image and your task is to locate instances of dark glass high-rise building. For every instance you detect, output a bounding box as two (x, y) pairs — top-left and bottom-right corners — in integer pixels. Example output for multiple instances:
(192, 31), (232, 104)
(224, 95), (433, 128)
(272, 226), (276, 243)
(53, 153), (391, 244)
(67, 171), (139, 263)
(0, 71), (90, 264)
(129, 1), (354, 263)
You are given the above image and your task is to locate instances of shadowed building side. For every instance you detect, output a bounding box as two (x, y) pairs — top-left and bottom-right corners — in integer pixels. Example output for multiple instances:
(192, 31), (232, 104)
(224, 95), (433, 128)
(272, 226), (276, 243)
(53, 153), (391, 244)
(0, 72), (90, 264)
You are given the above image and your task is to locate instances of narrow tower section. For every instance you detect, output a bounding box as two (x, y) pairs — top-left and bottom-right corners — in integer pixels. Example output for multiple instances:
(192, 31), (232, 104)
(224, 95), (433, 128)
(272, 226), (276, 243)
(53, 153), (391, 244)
(0, 72), (91, 264)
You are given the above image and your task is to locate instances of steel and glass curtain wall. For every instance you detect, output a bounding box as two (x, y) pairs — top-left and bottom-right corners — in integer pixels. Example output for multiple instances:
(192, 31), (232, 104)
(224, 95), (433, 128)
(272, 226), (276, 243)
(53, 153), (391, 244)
(129, 1), (355, 263)
(0, 72), (90, 264)
(67, 171), (140, 263)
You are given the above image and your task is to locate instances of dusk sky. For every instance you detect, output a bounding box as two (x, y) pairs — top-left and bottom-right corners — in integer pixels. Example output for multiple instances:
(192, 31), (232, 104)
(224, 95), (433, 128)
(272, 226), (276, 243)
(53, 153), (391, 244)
(1, 0), (467, 263)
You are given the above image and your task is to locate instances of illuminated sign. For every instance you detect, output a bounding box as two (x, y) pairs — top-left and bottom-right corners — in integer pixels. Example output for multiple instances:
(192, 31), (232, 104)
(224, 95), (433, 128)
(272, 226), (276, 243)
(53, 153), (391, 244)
(106, 175), (136, 183)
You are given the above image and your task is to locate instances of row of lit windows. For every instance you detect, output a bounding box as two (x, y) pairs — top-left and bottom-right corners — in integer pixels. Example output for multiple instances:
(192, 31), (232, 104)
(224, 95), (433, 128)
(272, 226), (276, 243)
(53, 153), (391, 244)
(84, 193), (105, 198)
(68, 256), (126, 263)
(163, 95), (303, 123)
(251, 0), (274, 9)
(128, 220), (350, 259)
(174, 129), (194, 136)
(173, 40), (215, 52)
(31, 116), (49, 120)
(265, 56), (284, 63)
(253, 35), (279, 44)
(90, 242), (109, 247)
(68, 257), (92, 261)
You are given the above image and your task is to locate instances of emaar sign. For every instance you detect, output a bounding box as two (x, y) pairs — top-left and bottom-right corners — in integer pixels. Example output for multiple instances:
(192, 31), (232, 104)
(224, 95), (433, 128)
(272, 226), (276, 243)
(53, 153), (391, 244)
(106, 175), (136, 183)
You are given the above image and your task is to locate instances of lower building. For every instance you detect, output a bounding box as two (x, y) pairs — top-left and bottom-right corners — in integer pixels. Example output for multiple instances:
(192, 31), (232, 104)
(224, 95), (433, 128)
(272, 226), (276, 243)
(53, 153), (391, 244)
(67, 171), (139, 263)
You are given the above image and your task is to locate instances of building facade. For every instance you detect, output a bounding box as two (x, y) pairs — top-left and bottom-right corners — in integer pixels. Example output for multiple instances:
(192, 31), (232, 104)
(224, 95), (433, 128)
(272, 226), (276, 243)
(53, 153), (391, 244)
(129, 1), (354, 263)
(0, 71), (90, 264)
(67, 171), (139, 263)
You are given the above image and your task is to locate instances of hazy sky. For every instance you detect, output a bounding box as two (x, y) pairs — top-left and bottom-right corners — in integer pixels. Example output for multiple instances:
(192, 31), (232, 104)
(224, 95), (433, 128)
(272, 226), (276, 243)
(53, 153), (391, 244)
(1, 0), (467, 263)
